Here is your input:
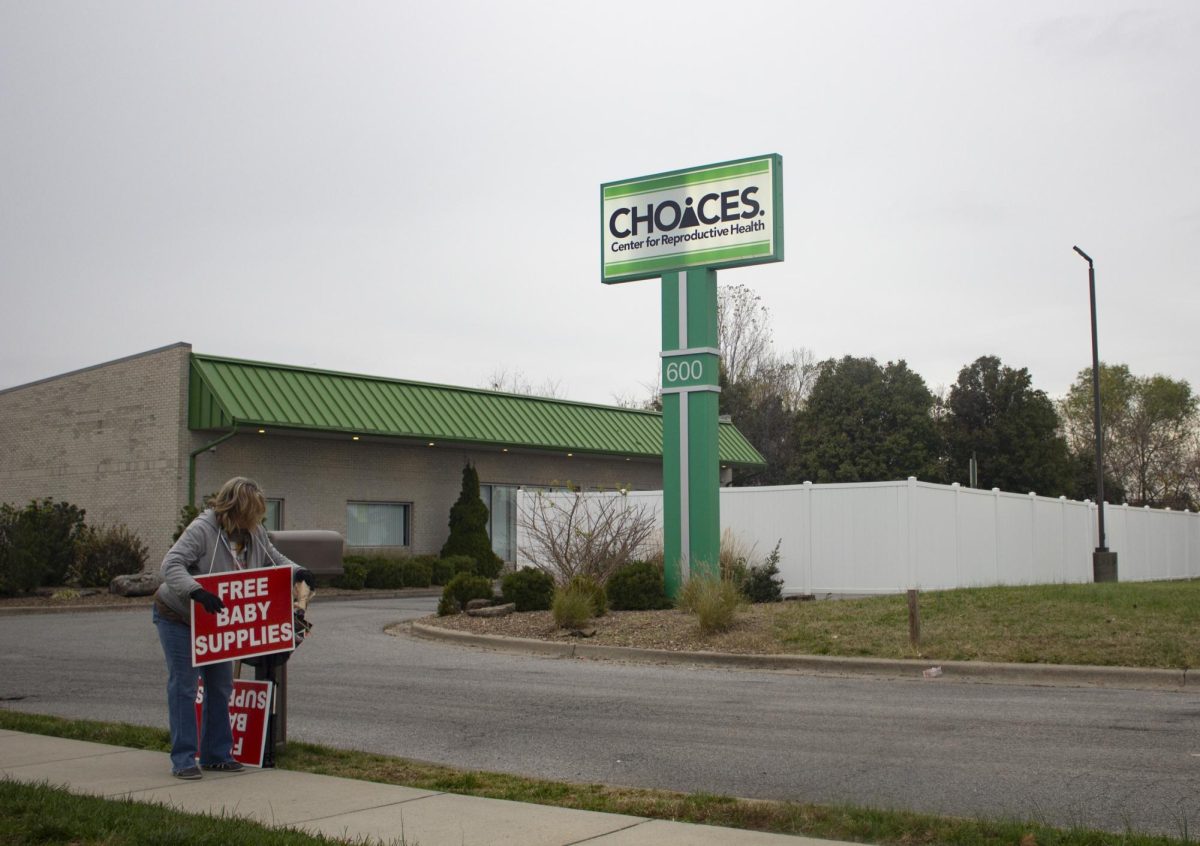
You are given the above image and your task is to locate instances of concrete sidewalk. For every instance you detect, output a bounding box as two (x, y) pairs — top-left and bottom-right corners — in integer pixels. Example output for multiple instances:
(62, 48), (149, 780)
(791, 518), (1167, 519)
(0, 729), (847, 846)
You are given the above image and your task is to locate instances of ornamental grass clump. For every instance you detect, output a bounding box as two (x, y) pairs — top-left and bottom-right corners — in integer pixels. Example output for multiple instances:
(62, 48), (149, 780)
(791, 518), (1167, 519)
(566, 574), (607, 616)
(679, 572), (745, 635)
(551, 583), (594, 630)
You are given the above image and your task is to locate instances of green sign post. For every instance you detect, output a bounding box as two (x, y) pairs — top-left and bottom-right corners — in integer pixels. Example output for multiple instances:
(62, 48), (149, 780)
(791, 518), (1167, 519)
(601, 154), (783, 597)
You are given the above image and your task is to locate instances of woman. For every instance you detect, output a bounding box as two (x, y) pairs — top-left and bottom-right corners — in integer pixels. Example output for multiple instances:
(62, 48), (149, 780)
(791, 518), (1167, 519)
(153, 476), (315, 779)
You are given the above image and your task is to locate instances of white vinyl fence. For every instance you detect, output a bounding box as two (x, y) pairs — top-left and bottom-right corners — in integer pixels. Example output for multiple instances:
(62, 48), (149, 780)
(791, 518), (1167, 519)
(516, 479), (1200, 595)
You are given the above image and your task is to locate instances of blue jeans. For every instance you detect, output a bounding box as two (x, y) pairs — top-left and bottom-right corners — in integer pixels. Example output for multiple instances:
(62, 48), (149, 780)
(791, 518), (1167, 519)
(153, 606), (235, 772)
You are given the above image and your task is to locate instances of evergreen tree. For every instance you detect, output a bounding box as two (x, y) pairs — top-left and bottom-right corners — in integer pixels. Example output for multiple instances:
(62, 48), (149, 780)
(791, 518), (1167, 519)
(942, 356), (1072, 496)
(440, 464), (504, 579)
(791, 356), (942, 483)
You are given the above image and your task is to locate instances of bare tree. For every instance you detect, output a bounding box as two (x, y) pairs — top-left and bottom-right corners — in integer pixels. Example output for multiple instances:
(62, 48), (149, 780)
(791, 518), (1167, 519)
(611, 372), (662, 411)
(481, 367), (564, 399)
(717, 283), (773, 385)
(518, 491), (658, 584)
(768, 347), (818, 414)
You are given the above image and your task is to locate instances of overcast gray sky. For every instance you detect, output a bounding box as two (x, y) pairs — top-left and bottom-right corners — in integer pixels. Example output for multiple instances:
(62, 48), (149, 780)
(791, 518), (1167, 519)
(2, 1), (1197, 406)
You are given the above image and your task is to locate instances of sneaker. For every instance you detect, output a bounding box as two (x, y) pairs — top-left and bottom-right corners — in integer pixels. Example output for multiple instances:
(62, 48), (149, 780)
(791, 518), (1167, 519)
(201, 760), (245, 772)
(173, 766), (203, 780)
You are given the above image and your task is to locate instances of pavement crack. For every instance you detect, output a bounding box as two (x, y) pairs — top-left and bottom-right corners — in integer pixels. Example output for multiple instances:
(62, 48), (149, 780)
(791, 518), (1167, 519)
(289, 791), (448, 824)
(562, 817), (653, 845)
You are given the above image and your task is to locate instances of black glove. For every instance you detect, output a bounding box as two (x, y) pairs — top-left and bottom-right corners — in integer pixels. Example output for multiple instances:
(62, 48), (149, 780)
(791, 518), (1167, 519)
(294, 569), (316, 590)
(190, 587), (225, 614)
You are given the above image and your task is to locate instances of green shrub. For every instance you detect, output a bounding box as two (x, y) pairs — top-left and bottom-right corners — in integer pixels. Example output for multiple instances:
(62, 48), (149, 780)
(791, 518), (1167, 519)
(172, 504), (201, 543)
(70, 524), (148, 588)
(501, 567), (555, 612)
(679, 574), (744, 634)
(333, 560), (367, 590)
(430, 557), (455, 585)
(363, 557), (405, 589)
(410, 554), (439, 572)
(742, 541), (783, 603)
(606, 560), (670, 611)
(170, 493), (218, 544)
(442, 555), (478, 577)
(552, 584), (594, 629)
(567, 574), (607, 617)
(438, 572), (494, 616)
(0, 499), (87, 593)
(0, 505), (34, 596)
(401, 558), (432, 588)
(440, 464), (505, 579)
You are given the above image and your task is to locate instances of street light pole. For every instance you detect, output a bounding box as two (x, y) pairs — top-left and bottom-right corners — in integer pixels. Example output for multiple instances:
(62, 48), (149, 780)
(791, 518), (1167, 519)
(1073, 246), (1117, 582)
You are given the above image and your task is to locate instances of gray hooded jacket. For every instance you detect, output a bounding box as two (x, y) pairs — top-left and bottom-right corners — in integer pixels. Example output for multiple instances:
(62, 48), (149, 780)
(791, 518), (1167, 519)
(155, 509), (302, 621)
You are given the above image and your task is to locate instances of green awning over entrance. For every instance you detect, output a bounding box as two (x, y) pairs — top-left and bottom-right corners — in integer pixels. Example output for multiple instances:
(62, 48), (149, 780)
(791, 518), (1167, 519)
(189, 354), (766, 468)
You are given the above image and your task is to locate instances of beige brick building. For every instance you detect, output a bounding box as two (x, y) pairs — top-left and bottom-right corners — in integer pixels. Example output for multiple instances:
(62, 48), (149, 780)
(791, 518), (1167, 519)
(1, 345), (762, 568)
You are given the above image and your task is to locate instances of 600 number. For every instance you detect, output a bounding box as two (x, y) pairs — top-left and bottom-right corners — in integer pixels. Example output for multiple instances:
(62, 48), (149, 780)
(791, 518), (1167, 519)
(664, 359), (704, 383)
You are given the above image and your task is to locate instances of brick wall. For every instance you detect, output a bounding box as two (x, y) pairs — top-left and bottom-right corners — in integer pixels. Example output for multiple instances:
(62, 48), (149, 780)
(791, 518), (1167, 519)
(193, 431), (663, 558)
(0, 344), (192, 568)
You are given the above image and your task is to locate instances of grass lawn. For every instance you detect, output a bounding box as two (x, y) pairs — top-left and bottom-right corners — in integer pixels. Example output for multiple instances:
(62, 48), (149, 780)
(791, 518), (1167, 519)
(771, 580), (1200, 668)
(1, 710), (1193, 846)
(0, 778), (381, 845)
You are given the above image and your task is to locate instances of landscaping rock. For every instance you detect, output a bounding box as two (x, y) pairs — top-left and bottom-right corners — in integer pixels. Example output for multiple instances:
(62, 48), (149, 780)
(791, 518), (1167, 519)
(110, 572), (162, 597)
(466, 602), (515, 618)
(465, 598), (493, 611)
(568, 627), (597, 638)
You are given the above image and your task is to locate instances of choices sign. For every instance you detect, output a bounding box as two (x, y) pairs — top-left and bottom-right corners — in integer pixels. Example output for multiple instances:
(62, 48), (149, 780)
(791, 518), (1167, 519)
(601, 154), (783, 284)
(190, 566), (295, 667)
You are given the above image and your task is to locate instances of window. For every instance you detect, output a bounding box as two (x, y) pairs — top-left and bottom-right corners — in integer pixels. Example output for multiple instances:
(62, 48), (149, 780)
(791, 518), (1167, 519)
(346, 502), (410, 547)
(480, 484), (517, 562)
(264, 499), (284, 531)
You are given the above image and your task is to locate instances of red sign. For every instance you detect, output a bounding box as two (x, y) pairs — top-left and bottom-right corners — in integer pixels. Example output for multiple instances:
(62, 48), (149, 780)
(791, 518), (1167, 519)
(190, 566), (295, 667)
(195, 678), (274, 767)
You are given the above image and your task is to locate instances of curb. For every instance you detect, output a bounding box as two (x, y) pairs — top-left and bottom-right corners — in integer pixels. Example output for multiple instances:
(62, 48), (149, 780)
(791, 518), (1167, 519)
(408, 622), (1190, 692)
(0, 588), (442, 617)
(0, 601), (153, 616)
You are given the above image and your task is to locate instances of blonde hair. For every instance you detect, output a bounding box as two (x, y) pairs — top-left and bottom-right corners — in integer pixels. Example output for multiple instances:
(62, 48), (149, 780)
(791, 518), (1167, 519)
(211, 476), (267, 534)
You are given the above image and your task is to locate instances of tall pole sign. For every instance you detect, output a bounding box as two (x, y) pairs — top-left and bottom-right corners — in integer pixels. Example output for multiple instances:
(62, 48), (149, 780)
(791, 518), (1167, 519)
(601, 155), (783, 597)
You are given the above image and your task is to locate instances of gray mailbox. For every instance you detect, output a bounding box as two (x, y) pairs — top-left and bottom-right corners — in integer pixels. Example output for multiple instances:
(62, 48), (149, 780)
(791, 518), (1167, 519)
(267, 530), (344, 577)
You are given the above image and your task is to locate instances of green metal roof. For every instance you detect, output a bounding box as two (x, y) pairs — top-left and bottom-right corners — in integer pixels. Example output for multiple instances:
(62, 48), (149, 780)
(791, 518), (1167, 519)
(189, 354), (766, 468)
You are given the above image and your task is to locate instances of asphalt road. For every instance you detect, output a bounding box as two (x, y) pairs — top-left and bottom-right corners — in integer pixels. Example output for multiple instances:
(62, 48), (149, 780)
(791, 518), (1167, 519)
(1, 596), (1197, 836)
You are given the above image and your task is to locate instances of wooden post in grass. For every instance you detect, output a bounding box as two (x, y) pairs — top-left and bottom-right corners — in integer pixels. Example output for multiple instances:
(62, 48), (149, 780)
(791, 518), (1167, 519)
(907, 589), (921, 647)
